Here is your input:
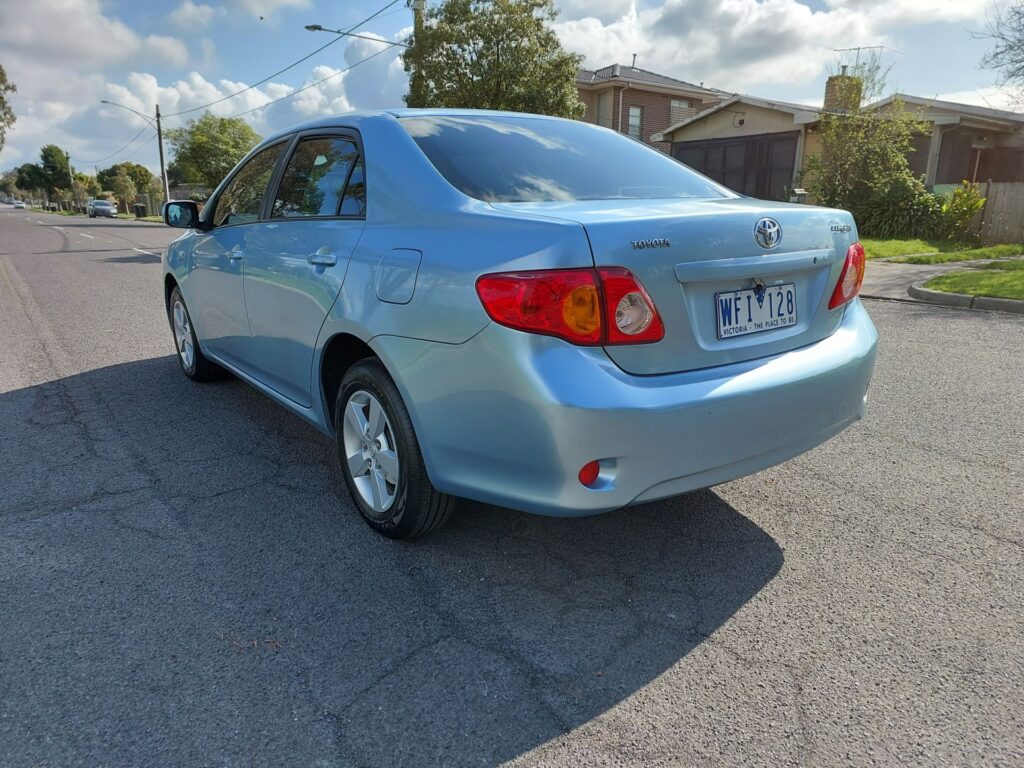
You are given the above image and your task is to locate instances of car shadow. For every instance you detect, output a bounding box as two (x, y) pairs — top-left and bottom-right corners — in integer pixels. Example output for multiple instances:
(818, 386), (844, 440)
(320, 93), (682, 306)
(1, 356), (783, 766)
(100, 253), (162, 264)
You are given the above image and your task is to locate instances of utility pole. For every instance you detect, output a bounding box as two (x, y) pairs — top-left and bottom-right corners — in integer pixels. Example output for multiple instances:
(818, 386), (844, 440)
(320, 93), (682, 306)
(408, 0), (426, 107)
(155, 104), (170, 205)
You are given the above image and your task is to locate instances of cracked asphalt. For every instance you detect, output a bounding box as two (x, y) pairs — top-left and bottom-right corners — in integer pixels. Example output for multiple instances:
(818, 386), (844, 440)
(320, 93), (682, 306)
(1, 207), (1022, 767)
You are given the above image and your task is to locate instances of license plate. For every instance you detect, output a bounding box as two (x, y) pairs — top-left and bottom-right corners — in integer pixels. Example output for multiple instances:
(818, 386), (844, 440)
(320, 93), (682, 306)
(716, 283), (797, 339)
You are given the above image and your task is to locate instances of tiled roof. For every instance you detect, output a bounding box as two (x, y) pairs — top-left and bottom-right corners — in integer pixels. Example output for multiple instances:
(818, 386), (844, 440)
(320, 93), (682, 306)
(577, 64), (726, 95)
(872, 93), (1024, 124)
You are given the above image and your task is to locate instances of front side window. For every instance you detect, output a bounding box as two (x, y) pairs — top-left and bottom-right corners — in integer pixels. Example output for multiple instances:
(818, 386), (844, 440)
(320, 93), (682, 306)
(628, 106), (643, 139)
(212, 142), (286, 227)
(402, 115), (729, 203)
(272, 137), (360, 218)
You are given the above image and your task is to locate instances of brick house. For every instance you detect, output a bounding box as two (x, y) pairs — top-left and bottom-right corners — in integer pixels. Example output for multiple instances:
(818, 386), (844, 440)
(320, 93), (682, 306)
(576, 64), (729, 152)
(652, 71), (1024, 200)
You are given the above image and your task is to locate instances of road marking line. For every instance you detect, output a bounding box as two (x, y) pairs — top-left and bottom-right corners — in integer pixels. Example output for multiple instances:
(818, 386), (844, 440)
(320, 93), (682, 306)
(53, 225), (64, 230)
(80, 233), (95, 238)
(133, 248), (159, 256)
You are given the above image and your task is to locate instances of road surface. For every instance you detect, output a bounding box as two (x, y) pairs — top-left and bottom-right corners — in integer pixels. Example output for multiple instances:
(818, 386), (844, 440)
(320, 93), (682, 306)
(1, 207), (1021, 766)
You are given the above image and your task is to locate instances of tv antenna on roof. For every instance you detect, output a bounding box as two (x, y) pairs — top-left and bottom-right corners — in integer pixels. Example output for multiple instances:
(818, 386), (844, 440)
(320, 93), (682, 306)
(832, 45), (902, 67)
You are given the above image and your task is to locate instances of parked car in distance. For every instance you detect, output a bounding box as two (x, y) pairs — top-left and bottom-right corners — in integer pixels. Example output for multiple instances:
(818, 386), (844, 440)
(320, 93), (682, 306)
(88, 199), (117, 218)
(161, 109), (877, 539)
(12, 200), (26, 209)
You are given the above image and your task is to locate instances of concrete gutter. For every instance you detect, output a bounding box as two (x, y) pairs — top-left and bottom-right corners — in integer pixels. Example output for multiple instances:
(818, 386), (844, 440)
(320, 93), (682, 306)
(908, 282), (1024, 314)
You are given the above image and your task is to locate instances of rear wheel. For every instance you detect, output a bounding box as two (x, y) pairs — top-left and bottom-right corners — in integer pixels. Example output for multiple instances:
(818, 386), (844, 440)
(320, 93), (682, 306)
(167, 287), (225, 382)
(335, 359), (454, 538)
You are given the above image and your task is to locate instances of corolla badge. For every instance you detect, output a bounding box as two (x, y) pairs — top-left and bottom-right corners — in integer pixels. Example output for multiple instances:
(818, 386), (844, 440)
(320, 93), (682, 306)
(753, 218), (782, 249)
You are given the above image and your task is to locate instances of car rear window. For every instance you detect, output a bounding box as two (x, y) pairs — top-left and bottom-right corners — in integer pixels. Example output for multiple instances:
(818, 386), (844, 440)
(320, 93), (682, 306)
(401, 115), (730, 203)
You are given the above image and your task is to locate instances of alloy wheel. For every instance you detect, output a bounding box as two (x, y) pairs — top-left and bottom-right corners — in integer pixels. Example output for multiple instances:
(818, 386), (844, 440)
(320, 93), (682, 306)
(342, 390), (400, 517)
(172, 299), (195, 370)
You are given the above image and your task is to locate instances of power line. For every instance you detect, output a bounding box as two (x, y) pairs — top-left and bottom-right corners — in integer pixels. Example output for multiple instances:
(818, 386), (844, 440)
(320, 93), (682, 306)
(70, 122), (152, 166)
(165, 0), (402, 118)
(121, 132), (158, 161)
(226, 41), (401, 120)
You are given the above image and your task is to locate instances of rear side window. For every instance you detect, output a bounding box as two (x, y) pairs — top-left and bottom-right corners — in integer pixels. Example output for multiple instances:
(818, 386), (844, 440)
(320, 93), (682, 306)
(402, 115), (730, 203)
(339, 158), (365, 216)
(272, 137), (361, 218)
(212, 142), (286, 227)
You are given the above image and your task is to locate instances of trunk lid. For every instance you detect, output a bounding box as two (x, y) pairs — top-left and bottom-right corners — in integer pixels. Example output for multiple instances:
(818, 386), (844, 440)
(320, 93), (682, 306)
(490, 197), (857, 375)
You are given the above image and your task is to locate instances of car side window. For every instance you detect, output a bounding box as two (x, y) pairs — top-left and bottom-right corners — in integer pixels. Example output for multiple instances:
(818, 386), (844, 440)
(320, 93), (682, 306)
(339, 157), (365, 216)
(272, 137), (361, 218)
(211, 142), (286, 227)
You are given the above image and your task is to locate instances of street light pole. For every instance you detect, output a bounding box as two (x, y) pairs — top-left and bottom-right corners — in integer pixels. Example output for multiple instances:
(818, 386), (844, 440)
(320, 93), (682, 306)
(155, 104), (170, 204)
(409, 0), (425, 107)
(98, 99), (170, 207)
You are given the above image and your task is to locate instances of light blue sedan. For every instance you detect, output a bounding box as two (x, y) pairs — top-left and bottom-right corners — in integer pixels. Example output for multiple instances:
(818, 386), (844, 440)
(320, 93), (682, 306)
(162, 109), (877, 538)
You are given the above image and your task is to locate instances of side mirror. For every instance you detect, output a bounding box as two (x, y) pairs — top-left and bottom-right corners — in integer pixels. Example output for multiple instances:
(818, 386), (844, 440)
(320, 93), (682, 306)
(163, 200), (202, 229)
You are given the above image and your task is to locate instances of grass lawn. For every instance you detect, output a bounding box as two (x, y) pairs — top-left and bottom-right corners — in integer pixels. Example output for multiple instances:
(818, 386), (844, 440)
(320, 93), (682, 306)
(860, 238), (1024, 263)
(29, 207), (163, 223)
(925, 260), (1024, 301)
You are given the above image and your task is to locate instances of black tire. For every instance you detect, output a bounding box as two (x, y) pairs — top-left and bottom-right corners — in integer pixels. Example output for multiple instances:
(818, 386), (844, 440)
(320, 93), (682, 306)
(167, 287), (226, 382)
(335, 359), (454, 539)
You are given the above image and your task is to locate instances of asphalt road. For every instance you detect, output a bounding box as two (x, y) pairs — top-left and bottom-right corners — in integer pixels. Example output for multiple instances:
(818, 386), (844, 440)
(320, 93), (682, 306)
(1, 207), (1022, 767)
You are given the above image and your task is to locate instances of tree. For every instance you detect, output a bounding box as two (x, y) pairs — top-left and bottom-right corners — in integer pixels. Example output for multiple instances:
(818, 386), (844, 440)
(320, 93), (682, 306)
(15, 163), (46, 194)
(72, 172), (101, 201)
(0, 64), (16, 153)
(97, 162), (152, 192)
(39, 144), (73, 196)
(402, 0), (584, 118)
(166, 112), (261, 187)
(803, 56), (937, 238)
(109, 168), (137, 211)
(0, 169), (17, 198)
(981, 1), (1024, 102)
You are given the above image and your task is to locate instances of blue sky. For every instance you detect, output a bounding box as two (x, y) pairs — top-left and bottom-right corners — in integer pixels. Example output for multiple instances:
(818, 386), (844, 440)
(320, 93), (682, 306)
(0, 0), (1016, 175)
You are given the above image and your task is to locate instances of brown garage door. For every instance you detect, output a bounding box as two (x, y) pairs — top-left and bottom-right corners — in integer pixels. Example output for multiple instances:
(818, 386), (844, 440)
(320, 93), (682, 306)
(672, 131), (799, 201)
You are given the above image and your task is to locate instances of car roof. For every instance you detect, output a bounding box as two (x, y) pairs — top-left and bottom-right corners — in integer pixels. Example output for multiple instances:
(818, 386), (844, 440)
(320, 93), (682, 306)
(258, 107), (574, 145)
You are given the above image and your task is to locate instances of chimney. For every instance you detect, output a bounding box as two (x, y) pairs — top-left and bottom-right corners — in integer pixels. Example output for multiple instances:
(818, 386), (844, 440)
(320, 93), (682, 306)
(823, 65), (863, 112)
(612, 63), (621, 77)
(631, 53), (637, 69)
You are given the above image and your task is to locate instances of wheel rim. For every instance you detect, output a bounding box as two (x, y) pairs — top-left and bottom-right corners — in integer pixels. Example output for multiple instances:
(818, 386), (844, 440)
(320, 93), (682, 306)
(342, 390), (399, 517)
(172, 299), (195, 370)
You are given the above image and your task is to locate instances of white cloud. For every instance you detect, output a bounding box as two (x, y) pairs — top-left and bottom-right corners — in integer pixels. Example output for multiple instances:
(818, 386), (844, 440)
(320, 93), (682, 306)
(554, 0), (881, 91)
(936, 86), (1020, 111)
(557, 0), (634, 23)
(170, 0), (216, 29)
(145, 36), (191, 68)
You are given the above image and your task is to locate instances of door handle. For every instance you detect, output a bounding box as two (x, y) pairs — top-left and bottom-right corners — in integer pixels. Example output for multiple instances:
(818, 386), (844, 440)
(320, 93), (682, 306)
(227, 246), (244, 260)
(308, 246), (337, 266)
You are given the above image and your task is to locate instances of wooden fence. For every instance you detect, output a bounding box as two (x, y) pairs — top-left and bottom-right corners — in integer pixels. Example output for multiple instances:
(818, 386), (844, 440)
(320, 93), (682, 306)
(978, 182), (1024, 245)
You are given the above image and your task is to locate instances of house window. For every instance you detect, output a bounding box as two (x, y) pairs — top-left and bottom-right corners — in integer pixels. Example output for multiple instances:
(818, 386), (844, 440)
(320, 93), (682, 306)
(597, 92), (613, 128)
(628, 106), (642, 139)
(670, 99), (692, 124)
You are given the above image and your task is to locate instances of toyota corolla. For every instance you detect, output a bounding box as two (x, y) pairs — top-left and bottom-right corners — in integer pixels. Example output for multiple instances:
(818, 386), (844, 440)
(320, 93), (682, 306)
(161, 109), (877, 538)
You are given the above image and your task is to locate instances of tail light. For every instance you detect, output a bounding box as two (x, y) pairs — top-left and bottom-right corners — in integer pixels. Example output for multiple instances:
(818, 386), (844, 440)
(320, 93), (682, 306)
(828, 242), (866, 309)
(476, 267), (663, 346)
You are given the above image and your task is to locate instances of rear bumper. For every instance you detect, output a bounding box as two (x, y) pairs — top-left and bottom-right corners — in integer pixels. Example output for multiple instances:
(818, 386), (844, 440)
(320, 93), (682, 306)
(375, 300), (877, 516)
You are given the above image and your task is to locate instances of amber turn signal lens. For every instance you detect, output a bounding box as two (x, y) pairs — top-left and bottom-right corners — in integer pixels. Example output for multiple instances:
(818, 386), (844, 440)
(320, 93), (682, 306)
(562, 284), (601, 336)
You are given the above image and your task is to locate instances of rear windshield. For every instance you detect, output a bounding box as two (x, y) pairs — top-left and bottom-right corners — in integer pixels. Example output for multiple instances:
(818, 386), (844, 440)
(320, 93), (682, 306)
(402, 115), (731, 203)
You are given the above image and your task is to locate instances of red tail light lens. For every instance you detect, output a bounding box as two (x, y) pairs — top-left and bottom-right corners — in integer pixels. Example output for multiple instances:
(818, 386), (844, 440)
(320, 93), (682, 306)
(476, 268), (664, 346)
(829, 242), (866, 309)
(476, 269), (602, 345)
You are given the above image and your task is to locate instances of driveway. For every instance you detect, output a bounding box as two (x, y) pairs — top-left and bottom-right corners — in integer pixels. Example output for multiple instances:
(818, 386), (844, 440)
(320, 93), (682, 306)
(1, 208), (1022, 766)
